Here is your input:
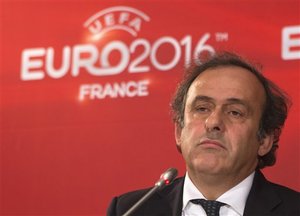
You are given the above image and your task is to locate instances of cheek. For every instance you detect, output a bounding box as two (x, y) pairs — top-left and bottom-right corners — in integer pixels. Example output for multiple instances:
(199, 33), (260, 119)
(228, 126), (260, 155)
(180, 123), (204, 151)
(179, 127), (193, 152)
(183, 121), (205, 140)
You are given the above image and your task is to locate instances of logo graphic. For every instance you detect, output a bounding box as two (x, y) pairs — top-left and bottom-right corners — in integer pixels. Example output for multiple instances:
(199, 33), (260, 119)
(83, 6), (150, 40)
(20, 5), (228, 101)
(282, 25), (300, 60)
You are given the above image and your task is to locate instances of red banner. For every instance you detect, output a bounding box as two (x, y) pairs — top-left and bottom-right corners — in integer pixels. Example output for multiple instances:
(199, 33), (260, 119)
(1, 0), (299, 215)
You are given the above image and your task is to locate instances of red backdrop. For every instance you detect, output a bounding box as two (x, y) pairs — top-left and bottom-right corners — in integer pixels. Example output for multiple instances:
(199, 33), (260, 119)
(1, 0), (299, 215)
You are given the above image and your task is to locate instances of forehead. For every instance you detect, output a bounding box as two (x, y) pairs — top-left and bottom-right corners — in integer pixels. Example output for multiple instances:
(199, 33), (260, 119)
(186, 66), (266, 107)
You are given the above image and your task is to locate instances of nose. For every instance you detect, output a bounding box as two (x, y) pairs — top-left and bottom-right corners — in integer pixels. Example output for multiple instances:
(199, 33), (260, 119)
(205, 109), (225, 133)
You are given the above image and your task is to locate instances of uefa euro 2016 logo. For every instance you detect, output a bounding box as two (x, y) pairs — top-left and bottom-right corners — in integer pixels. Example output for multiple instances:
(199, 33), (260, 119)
(83, 6), (150, 39)
(20, 6), (230, 101)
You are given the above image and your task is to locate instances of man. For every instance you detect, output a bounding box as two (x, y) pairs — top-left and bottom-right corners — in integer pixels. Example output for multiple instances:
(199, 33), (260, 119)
(107, 52), (300, 216)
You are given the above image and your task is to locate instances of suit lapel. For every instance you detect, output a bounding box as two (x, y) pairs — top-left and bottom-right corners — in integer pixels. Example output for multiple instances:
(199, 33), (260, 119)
(243, 170), (282, 216)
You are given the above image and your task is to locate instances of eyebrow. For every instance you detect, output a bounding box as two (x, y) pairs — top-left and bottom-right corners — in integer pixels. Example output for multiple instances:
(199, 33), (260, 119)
(225, 98), (250, 107)
(189, 95), (213, 109)
(190, 95), (250, 109)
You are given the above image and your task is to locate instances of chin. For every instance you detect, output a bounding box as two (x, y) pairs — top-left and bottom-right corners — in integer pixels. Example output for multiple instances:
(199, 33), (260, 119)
(192, 158), (221, 173)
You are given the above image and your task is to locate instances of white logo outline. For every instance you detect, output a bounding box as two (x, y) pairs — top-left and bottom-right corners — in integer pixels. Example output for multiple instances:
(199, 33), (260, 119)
(83, 6), (150, 38)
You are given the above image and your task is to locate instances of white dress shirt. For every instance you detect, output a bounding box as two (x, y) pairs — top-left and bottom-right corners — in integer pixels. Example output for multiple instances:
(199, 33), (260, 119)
(182, 172), (255, 216)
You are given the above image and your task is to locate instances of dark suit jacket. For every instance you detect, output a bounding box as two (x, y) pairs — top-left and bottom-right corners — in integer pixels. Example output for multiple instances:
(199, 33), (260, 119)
(107, 171), (300, 216)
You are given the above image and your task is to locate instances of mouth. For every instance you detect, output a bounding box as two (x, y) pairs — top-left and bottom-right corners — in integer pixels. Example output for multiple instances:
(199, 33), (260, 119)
(199, 139), (226, 149)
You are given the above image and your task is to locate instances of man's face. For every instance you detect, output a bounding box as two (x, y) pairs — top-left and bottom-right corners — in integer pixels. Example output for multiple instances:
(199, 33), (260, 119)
(175, 66), (273, 178)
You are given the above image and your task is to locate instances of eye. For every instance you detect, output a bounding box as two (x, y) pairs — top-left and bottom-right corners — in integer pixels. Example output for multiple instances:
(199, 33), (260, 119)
(191, 101), (213, 114)
(196, 107), (210, 112)
(228, 110), (243, 117)
(195, 106), (210, 113)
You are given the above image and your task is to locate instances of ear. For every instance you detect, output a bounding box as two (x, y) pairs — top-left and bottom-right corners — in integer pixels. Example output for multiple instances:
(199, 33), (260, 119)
(175, 124), (183, 153)
(258, 133), (274, 156)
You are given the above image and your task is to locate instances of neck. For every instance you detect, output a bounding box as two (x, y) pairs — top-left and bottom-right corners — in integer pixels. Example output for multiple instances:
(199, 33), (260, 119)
(187, 169), (255, 200)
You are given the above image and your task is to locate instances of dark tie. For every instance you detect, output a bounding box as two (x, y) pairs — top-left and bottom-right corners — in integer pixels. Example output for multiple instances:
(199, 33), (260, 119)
(190, 199), (226, 216)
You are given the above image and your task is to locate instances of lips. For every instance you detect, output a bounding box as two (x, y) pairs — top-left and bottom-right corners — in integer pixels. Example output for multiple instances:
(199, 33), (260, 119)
(199, 139), (225, 149)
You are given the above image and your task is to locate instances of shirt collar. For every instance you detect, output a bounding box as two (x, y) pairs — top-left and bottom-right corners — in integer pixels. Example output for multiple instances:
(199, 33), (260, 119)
(182, 171), (255, 215)
(217, 172), (254, 215)
(182, 172), (205, 210)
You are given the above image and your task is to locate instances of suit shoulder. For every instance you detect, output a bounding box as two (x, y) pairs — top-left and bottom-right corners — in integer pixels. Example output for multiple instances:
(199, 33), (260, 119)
(114, 177), (184, 204)
(107, 177), (184, 216)
(118, 187), (152, 204)
(269, 182), (300, 200)
(107, 187), (152, 216)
